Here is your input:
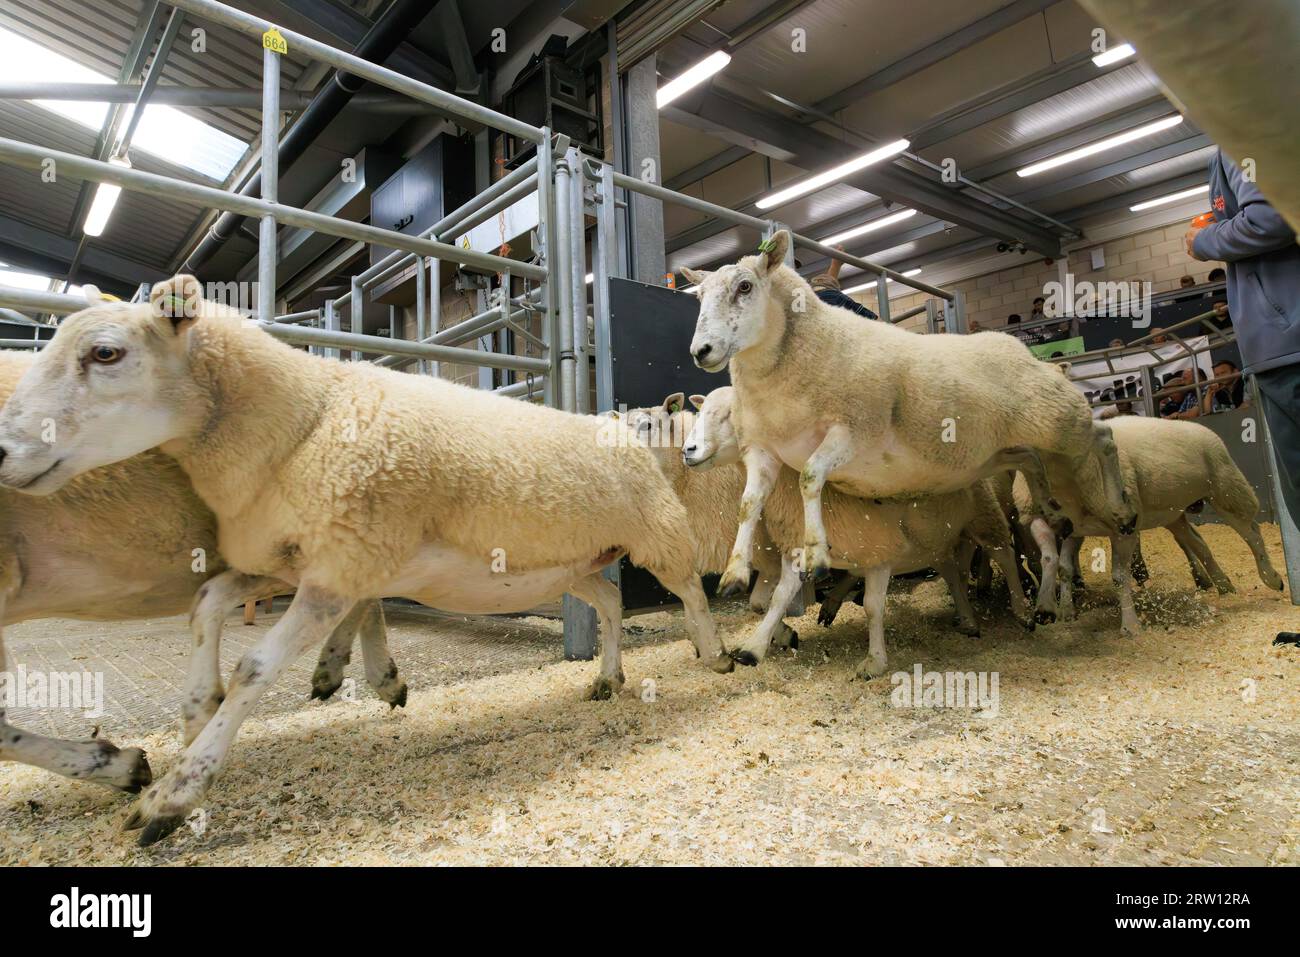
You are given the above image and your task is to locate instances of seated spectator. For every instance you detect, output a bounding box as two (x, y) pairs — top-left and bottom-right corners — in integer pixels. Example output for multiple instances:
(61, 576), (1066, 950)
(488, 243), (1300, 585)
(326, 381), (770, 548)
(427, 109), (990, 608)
(968, 319), (983, 333)
(809, 246), (878, 319)
(1100, 399), (1134, 420)
(1150, 327), (1169, 345)
(1210, 298), (1232, 330)
(1108, 337), (1126, 349)
(1028, 297), (1046, 323)
(1006, 313), (1022, 326)
(1207, 267), (1226, 283)
(1203, 359), (1245, 414)
(1162, 368), (1207, 420)
(1179, 274), (1197, 288)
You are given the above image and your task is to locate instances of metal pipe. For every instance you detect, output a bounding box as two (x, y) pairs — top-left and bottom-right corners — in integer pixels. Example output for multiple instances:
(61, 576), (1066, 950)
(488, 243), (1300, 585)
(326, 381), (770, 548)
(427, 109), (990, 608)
(271, 310), (321, 323)
(350, 275), (362, 362)
(373, 306), (530, 366)
(0, 339), (47, 349)
(495, 375), (546, 399)
(169, 0), (544, 144)
(0, 285), (85, 315)
(181, 0), (439, 272)
(567, 147), (589, 414)
(323, 298), (340, 360)
(257, 321), (549, 373)
(112, 8), (185, 158)
(257, 44), (280, 324)
(0, 82), (439, 111)
(607, 167), (956, 300)
(415, 256), (427, 375)
(0, 139), (546, 280)
(554, 150), (577, 412)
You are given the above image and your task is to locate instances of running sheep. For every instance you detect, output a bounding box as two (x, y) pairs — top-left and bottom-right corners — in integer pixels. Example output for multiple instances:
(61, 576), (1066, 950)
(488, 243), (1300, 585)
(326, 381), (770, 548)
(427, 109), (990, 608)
(681, 230), (1136, 593)
(0, 275), (728, 845)
(1014, 414), (1285, 633)
(684, 387), (1031, 678)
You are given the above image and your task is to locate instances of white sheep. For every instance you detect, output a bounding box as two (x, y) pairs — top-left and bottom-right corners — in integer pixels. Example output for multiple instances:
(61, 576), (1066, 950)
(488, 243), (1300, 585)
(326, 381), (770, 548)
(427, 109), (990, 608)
(680, 230), (1136, 594)
(621, 392), (782, 613)
(684, 388), (1030, 678)
(0, 349), (400, 793)
(1014, 415), (1284, 633)
(0, 275), (730, 845)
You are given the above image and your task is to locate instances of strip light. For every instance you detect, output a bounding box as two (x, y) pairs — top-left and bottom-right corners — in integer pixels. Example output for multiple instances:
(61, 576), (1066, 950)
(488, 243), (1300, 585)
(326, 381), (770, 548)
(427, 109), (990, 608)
(1129, 183), (1209, 212)
(843, 268), (921, 295)
(1092, 43), (1135, 67)
(657, 51), (732, 109)
(821, 208), (917, 245)
(757, 139), (910, 210)
(1016, 115), (1183, 177)
(83, 156), (131, 237)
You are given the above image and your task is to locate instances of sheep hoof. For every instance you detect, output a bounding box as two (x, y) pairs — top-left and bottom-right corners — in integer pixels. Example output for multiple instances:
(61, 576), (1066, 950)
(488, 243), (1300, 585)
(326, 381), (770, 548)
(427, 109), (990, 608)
(120, 749), (153, 794)
(1265, 573), (1285, 592)
(387, 684), (408, 710)
(955, 621), (981, 638)
(717, 572), (749, 599)
(788, 633), (799, 650)
(709, 653), (736, 674)
(854, 657), (889, 680)
(817, 602), (841, 627)
(1273, 632), (1300, 647)
(1034, 610), (1056, 625)
(1216, 581), (1236, 595)
(771, 625), (798, 651)
(310, 681), (341, 702)
(1021, 618), (1036, 632)
(730, 649), (760, 667)
(584, 676), (622, 701)
(138, 814), (186, 848)
(1119, 518), (1136, 536)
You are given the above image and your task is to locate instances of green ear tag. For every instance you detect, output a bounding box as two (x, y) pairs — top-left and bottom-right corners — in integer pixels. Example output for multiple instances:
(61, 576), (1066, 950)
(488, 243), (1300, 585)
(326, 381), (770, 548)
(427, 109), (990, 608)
(757, 238), (775, 253)
(669, 402), (681, 413)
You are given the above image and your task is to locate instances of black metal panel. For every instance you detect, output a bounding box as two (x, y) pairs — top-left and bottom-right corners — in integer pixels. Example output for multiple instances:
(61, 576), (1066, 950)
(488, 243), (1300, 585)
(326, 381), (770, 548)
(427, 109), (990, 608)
(369, 133), (475, 265)
(608, 277), (724, 613)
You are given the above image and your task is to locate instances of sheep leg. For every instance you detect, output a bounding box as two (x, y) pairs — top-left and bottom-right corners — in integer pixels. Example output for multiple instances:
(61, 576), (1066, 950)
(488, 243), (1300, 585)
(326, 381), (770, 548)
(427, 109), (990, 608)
(1217, 511), (1286, 592)
(987, 543), (1032, 626)
(655, 573), (733, 673)
(719, 446), (781, 597)
(798, 425), (854, 581)
(980, 447), (1070, 531)
(184, 571), (284, 746)
(732, 551), (803, 666)
(0, 612), (152, 793)
(1166, 520), (1216, 590)
(126, 585), (357, 846)
(310, 617), (357, 700)
(1109, 532), (1141, 635)
(1090, 421), (1138, 534)
(817, 570), (860, 627)
(1028, 517), (1060, 624)
(853, 566), (892, 680)
(1057, 536), (1079, 622)
(1167, 515), (1232, 593)
(748, 538), (782, 613)
(937, 557), (980, 637)
(1129, 537), (1150, 586)
(568, 574), (625, 700)
(348, 601), (404, 708)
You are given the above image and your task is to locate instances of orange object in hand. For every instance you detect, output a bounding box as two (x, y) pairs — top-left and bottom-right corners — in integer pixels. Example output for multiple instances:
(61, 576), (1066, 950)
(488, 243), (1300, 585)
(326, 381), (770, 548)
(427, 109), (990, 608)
(1192, 212), (1215, 229)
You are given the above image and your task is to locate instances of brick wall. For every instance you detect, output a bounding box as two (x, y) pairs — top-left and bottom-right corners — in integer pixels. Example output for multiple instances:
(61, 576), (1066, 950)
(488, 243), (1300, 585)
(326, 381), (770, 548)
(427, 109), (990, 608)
(872, 222), (1224, 334)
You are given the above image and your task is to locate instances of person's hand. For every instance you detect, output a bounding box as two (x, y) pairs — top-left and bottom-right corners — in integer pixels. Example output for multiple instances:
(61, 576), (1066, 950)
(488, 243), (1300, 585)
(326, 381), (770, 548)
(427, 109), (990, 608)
(1184, 225), (1204, 259)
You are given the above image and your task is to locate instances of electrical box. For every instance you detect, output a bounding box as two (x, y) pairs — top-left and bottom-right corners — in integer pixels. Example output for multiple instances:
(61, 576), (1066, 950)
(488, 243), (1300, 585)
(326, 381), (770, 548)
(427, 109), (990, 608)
(369, 133), (475, 267)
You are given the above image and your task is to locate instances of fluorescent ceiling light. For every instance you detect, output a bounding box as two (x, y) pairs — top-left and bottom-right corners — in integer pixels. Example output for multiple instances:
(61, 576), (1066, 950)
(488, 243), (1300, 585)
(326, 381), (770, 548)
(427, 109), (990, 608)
(657, 51), (731, 109)
(1017, 115), (1183, 177)
(843, 268), (921, 294)
(83, 157), (130, 237)
(1129, 183), (1209, 212)
(821, 208), (917, 245)
(757, 139), (910, 210)
(1092, 43), (1135, 67)
(0, 25), (246, 180)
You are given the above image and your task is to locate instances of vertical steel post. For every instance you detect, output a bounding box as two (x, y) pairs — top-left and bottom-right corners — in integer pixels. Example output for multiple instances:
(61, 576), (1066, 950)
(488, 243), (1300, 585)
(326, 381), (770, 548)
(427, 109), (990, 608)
(535, 131), (558, 408)
(350, 275), (362, 361)
(415, 255), (427, 375)
(875, 274), (891, 324)
(924, 298), (940, 334)
(257, 42), (280, 325)
(568, 147), (589, 414)
(552, 147), (577, 412)
(592, 162), (618, 412)
(1139, 364), (1157, 417)
(428, 257), (440, 378)
(323, 298), (339, 359)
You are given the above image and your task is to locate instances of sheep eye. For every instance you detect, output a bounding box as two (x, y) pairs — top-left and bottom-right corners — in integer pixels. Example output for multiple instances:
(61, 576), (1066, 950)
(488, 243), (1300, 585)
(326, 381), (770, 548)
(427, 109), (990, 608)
(90, 345), (123, 364)
(737, 280), (753, 295)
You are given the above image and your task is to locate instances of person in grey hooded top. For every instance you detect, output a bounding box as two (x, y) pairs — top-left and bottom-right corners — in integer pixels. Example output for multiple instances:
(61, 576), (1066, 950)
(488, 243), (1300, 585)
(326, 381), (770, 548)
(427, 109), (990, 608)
(1189, 149), (1300, 645)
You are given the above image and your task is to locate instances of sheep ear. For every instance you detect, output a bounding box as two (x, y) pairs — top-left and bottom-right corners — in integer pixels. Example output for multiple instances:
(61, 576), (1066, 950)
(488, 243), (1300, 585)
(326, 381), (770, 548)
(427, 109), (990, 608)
(662, 391), (685, 414)
(688, 393), (706, 410)
(150, 274), (204, 336)
(599, 409), (621, 419)
(680, 266), (707, 286)
(757, 230), (791, 275)
(80, 284), (102, 304)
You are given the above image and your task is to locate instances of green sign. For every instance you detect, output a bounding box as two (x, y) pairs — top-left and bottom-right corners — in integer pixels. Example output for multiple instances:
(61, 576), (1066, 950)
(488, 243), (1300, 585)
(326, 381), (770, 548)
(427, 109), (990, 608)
(1029, 335), (1084, 359)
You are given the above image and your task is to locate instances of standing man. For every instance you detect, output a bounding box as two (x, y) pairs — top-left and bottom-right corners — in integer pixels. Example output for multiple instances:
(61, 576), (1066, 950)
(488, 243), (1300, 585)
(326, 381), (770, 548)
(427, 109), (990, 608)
(1187, 150), (1300, 645)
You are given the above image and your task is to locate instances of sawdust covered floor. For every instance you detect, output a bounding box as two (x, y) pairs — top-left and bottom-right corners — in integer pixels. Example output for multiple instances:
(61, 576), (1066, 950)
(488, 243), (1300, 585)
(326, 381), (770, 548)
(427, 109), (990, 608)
(2, 523), (1296, 866)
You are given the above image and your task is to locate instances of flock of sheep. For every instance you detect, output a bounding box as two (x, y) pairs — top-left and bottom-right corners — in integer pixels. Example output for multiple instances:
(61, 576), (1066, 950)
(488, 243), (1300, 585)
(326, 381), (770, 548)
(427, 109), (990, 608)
(0, 229), (1282, 847)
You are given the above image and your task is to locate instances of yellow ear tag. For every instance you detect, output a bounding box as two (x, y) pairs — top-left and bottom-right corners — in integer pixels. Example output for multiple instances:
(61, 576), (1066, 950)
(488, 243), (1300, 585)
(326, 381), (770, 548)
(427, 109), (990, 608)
(262, 28), (288, 55)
